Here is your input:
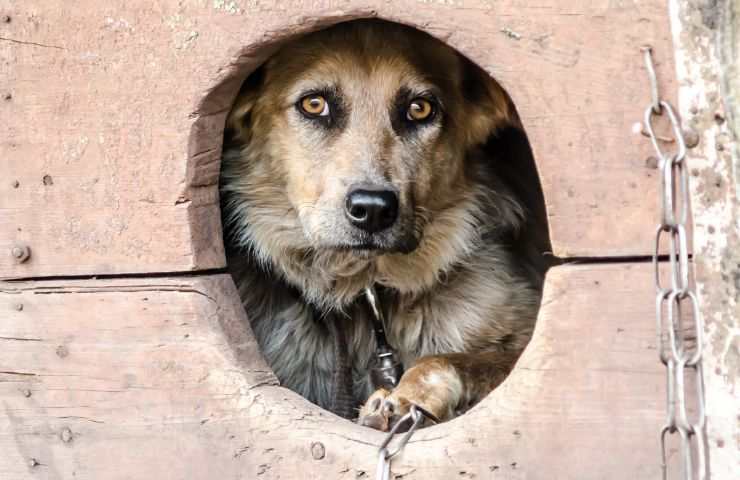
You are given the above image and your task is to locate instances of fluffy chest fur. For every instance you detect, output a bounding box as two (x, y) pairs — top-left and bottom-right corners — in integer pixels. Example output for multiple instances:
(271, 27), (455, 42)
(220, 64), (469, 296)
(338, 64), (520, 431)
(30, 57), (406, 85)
(228, 238), (540, 412)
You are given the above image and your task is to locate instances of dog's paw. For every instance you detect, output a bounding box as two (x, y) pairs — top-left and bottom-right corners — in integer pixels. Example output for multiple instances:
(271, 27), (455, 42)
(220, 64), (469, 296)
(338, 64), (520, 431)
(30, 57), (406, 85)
(358, 357), (465, 431)
(357, 387), (413, 432)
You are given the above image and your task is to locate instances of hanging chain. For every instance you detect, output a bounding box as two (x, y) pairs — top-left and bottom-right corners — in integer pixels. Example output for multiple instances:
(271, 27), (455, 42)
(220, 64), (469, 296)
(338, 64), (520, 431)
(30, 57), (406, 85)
(642, 46), (707, 480)
(375, 405), (434, 480)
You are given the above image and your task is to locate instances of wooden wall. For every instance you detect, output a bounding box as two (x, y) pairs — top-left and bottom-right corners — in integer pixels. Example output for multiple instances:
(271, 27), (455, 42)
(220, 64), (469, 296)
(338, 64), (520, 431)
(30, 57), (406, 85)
(1, 265), (673, 479)
(0, 1), (694, 478)
(1, 0), (678, 279)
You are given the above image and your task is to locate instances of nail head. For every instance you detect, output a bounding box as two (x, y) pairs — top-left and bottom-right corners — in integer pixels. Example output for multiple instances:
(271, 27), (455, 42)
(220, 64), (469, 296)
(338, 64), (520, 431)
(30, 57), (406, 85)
(11, 244), (31, 263)
(683, 129), (700, 148)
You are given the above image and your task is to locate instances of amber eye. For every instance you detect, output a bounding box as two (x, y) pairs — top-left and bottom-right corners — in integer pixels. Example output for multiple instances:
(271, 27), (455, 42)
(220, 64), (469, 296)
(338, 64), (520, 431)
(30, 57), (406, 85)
(299, 95), (329, 117)
(406, 98), (434, 121)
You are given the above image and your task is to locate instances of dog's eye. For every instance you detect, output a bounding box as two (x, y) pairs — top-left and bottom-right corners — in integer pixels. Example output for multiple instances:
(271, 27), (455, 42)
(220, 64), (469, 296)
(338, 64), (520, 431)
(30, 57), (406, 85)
(299, 95), (330, 117)
(406, 98), (434, 122)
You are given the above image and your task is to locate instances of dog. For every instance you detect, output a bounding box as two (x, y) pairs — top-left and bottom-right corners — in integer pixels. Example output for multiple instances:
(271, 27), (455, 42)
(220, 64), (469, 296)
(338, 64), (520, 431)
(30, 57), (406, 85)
(220, 19), (547, 431)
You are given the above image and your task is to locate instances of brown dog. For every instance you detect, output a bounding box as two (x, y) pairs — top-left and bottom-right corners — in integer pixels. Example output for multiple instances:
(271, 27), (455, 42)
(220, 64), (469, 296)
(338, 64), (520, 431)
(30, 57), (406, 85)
(220, 19), (546, 430)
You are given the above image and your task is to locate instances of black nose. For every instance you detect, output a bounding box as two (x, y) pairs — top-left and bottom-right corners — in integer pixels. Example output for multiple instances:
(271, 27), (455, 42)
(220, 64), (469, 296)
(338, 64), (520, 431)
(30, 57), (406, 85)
(345, 188), (399, 233)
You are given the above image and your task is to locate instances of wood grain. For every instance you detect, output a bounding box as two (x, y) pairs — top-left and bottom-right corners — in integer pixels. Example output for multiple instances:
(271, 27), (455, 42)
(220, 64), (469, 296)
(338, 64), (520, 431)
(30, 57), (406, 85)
(1, 0), (678, 279)
(0, 264), (675, 479)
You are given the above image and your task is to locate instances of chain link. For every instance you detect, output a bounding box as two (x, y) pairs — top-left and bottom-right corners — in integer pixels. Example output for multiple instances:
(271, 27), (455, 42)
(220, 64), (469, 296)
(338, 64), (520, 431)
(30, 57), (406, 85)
(642, 46), (707, 480)
(375, 405), (433, 480)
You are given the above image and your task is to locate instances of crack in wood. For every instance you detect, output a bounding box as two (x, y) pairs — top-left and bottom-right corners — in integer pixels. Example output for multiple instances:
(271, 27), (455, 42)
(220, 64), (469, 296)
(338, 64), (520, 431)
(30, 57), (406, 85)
(246, 379), (280, 390)
(1, 268), (228, 283)
(190, 106), (231, 118)
(57, 415), (105, 424)
(190, 146), (218, 159)
(0, 36), (65, 49)
(0, 285), (220, 306)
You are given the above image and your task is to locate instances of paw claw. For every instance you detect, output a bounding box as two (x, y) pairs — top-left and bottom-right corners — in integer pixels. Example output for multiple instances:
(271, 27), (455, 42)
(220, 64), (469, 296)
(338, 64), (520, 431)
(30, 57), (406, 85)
(357, 388), (411, 432)
(359, 413), (388, 431)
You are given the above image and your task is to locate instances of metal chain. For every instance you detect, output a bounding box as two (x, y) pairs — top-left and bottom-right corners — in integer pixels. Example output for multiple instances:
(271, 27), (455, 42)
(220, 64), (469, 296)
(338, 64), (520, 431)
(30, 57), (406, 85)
(375, 405), (432, 480)
(642, 46), (707, 480)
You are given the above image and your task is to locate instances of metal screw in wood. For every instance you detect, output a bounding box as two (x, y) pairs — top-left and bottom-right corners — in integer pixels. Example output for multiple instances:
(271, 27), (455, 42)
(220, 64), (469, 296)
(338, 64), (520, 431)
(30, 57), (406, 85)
(11, 244), (30, 263)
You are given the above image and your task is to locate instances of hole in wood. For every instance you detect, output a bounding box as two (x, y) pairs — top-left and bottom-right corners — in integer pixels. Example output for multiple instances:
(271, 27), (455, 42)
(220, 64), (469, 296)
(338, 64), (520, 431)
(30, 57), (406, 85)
(206, 18), (551, 431)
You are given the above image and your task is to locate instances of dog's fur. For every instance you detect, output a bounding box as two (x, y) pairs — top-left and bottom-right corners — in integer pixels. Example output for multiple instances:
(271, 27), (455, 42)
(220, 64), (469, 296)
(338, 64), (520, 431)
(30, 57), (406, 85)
(220, 20), (546, 430)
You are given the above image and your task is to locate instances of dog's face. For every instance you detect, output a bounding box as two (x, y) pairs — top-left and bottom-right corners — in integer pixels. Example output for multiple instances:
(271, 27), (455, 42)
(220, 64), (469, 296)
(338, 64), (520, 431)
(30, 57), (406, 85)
(225, 20), (514, 259)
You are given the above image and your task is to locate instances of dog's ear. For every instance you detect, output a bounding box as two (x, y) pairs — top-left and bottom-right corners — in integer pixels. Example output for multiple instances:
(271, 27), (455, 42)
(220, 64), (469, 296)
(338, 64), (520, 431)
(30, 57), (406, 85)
(225, 65), (265, 145)
(460, 58), (519, 147)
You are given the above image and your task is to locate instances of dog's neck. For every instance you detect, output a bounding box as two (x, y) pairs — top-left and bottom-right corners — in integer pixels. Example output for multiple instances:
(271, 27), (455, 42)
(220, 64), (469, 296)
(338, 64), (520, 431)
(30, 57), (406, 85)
(271, 247), (386, 311)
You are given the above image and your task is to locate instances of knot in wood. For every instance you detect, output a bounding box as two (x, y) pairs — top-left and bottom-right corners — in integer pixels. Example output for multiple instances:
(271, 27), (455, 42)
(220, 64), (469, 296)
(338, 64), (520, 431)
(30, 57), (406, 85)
(60, 427), (73, 443)
(310, 441), (325, 460)
(645, 156), (659, 170)
(56, 345), (69, 358)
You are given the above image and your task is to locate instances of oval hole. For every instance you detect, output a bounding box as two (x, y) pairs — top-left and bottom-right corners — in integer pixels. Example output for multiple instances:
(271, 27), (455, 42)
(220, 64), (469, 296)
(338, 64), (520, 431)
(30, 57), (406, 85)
(197, 17), (552, 431)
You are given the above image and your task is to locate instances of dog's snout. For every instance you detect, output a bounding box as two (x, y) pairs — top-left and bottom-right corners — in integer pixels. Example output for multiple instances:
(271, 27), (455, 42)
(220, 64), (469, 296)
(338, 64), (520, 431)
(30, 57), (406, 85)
(344, 187), (399, 233)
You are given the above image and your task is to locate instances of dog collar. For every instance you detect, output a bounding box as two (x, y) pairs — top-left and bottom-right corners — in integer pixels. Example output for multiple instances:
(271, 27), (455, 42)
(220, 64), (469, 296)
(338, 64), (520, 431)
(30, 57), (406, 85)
(364, 285), (404, 390)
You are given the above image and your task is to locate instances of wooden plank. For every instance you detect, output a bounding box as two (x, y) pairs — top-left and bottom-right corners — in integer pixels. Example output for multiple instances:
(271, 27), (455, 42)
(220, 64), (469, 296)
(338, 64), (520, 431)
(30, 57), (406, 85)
(0, 265), (673, 479)
(1, 0), (677, 278)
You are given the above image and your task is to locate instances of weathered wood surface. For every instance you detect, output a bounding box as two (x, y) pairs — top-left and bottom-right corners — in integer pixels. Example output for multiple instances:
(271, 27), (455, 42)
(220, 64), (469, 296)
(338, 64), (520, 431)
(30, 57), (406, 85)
(1, 0), (677, 279)
(670, 1), (740, 477)
(0, 264), (673, 479)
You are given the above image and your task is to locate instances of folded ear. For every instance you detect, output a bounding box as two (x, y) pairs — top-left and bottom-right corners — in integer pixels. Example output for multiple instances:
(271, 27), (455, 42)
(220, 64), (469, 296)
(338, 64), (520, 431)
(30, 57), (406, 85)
(460, 58), (520, 148)
(225, 65), (265, 145)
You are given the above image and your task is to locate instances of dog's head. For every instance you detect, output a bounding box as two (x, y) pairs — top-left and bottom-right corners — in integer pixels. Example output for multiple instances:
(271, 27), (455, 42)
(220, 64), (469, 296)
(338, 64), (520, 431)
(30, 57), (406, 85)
(222, 20), (522, 305)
